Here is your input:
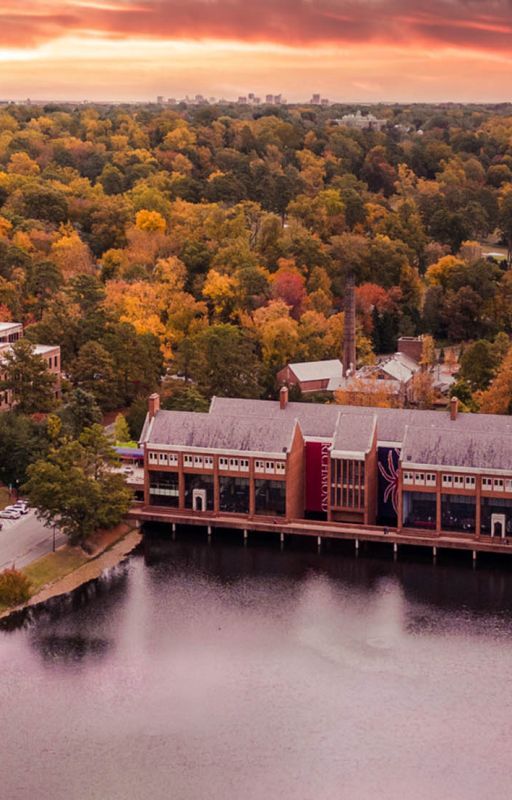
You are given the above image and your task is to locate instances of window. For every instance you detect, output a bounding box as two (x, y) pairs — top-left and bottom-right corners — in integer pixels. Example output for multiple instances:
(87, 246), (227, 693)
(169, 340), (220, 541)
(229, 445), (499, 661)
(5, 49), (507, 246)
(255, 460), (264, 472)
(184, 455), (193, 467)
(442, 475), (453, 488)
(193, 456), (203, 468)
(426, 473), (436, 486)
(494, 479), (504, 492)
(229, 458), (239, 470)
(169, 454), (178, 466)
(276, 461), (286, 474)
(219, 457), (228, 470)
(240, 459), (249, 472)
(265, 461), (274, 473)
(465, 476), (475, 489)
(158, 453), (168, 465)
(204, 456), (213, 468)
(148, 451), (158, 464)
(483, 477), (492, 489)
(404, 472), (414, 485)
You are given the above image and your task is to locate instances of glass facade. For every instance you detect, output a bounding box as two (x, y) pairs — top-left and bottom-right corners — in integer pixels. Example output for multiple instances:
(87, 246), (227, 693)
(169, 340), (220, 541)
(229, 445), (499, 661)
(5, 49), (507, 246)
(441, 494), (476, 533)
(403, 491), (436, 529)
(481, 498), (512, 537)
(149, 471), (179, 507)
(255, 480), (286, 516)
(219, 477), (250, 514)
(184, 474), (214, 512)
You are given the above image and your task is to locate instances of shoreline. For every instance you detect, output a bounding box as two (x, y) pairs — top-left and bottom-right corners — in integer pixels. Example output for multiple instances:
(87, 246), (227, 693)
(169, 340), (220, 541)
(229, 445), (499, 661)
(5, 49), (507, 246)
(0, 525), (143, 621)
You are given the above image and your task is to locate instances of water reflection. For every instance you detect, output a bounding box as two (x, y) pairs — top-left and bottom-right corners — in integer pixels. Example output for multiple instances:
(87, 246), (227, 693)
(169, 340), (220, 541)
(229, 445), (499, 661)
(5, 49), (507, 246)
(33, 633), (111, 663)
(1, 528), (512, 800)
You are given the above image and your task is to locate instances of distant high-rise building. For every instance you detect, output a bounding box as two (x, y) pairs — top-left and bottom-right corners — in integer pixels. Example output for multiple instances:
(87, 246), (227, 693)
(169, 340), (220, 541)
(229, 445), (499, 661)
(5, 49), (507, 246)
(156, 95), (164, 104)
(310, 94), (321, 105)
(321, 98), (329, 106)
(265, 94), (274, 104)
(238, 96), (248, 105)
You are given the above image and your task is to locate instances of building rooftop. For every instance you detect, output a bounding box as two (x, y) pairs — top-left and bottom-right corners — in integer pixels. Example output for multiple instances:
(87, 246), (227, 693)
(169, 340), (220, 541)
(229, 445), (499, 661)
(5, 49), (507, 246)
(209, 397), (512, 447)
(0, 322), (22, 332)
(144, 410), (299, 455)
(332, 413), (376, 457)
(402, 425), (512, 473)
(287, 359), (343, 383)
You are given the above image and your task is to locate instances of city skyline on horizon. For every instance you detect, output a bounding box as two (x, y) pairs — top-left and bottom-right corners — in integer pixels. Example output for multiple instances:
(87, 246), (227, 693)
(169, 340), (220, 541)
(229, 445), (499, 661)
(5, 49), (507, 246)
(1, 2), (512, 103)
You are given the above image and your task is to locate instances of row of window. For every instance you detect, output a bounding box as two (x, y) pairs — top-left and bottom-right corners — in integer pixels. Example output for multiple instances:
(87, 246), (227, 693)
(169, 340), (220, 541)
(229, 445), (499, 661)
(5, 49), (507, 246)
(403, 471), (512, 492)
(403, 472), (437, 487)
(482, 477), (512, 492)
(442, 474), (476, 489)
(147, 451), (286, 474)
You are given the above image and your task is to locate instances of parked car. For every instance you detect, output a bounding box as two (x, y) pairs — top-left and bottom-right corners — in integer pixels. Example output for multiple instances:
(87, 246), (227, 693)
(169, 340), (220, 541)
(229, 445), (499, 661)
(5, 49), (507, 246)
(0, 510), (20, 519)
(10, 503), (29, 515)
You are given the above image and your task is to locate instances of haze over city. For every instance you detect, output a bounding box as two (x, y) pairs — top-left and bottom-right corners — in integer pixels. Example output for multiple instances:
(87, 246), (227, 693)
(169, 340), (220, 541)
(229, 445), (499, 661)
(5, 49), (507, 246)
(1, 0), (512, 103)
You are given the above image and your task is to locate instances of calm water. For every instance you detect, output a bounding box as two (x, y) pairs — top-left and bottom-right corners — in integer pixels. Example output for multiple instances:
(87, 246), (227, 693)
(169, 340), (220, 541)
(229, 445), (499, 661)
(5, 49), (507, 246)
(2, 530), (512, 800)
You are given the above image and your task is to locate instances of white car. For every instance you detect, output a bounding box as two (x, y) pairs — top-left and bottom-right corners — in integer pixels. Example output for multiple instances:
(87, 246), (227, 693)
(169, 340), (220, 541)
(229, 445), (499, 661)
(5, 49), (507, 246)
(10, 503), (29, 515)
(0, 510), (21, 520)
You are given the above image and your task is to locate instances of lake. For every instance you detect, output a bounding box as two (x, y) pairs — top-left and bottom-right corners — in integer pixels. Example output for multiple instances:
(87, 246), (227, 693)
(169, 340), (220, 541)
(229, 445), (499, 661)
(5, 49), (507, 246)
(1, 529), (512, 800)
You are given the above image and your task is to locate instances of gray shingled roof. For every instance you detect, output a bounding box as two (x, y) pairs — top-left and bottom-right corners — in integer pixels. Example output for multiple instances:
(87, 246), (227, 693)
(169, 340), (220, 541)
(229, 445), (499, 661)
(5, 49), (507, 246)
(209, 397), (512, 445)
(144, 410), (297, 454)
(402, 425), (512, 472)
(332, 413), (376, 455)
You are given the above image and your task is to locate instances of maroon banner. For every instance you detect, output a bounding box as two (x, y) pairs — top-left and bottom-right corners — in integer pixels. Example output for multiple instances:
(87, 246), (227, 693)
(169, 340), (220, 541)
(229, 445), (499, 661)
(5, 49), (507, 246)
(305, 441), (331, 513)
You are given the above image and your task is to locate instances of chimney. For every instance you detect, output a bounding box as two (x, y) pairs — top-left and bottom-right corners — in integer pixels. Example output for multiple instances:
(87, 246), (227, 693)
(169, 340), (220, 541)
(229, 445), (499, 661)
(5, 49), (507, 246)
(343, 274), (356, 377)
(450, 396), (458, 421)
(280, 385), (289, 410)
(148, 392), (160, 419)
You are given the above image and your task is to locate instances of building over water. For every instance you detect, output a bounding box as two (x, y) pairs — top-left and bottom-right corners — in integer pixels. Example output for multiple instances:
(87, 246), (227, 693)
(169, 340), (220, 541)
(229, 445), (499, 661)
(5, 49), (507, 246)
(139, 391), (512, 541)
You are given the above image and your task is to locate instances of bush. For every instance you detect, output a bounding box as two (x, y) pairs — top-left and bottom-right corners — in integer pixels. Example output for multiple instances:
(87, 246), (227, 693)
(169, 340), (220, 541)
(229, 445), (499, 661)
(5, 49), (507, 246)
(0, 568), (31, 605)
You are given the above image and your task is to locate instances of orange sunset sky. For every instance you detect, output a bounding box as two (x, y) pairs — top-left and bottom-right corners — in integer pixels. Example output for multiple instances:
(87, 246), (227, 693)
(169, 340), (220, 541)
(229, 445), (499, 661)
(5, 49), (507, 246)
(1, 1), (512, 102)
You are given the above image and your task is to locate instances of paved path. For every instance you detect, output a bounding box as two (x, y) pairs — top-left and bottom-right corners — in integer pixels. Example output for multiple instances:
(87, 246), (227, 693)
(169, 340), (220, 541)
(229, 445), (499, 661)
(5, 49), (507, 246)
(0, 510), (66, 571)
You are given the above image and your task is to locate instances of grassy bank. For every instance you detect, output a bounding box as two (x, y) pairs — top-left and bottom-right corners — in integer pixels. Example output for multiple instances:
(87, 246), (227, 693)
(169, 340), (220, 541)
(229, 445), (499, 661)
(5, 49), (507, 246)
(0, 522), (139, 616)
(23, 549), (88, 595)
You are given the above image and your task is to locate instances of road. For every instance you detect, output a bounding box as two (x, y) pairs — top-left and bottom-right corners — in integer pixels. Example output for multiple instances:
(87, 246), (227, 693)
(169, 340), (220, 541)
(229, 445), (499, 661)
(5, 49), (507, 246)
(0, 510), (66, 571)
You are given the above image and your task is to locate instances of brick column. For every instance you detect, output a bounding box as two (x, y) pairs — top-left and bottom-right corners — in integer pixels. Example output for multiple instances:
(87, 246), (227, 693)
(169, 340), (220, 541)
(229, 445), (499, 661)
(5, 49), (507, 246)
(397, 471), (403, 532)
(436, 474), (442, 535)
(213, 455), (220, 514)
(144, 449), (150, 506)
(249, 458), (255, 517)
(475, 476), (481, 540)
(178, 453), (185, 511)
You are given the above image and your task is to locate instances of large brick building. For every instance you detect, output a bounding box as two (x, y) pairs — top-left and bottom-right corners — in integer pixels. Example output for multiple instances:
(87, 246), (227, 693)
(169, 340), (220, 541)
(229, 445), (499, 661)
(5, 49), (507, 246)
(139, 390), (512, 541)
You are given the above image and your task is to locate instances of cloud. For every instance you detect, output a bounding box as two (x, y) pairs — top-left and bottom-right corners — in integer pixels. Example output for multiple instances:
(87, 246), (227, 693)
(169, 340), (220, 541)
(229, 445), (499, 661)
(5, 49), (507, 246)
(1, 0), (512, 54)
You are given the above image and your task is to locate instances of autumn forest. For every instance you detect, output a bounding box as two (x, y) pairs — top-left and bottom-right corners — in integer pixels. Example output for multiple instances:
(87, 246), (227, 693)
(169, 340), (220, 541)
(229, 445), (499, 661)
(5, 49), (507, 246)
(1, 100), (512, 458)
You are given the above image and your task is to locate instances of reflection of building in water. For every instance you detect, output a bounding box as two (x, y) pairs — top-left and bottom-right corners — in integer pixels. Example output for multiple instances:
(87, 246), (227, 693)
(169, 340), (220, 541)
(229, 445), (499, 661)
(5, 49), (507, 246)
(137, 390), (512, 544)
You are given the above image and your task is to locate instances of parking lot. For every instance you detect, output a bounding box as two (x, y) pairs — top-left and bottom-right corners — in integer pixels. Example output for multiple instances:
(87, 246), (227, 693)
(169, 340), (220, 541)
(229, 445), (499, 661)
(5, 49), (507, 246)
(0, 509), (66, 571)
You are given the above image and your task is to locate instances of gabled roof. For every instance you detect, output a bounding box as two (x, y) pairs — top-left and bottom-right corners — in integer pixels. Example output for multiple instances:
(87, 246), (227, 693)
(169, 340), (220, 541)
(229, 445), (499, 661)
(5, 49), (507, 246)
(209, 396), (512, 448)
(287, 359), (343, 383)
(332, 413), (376, 458)
(142, 410), (298, 455)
